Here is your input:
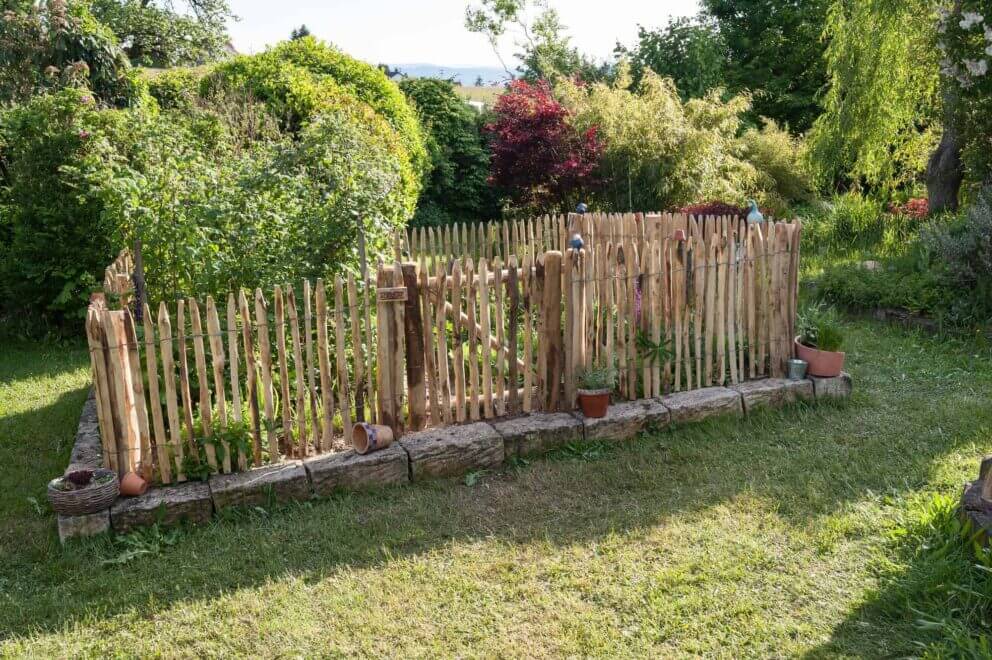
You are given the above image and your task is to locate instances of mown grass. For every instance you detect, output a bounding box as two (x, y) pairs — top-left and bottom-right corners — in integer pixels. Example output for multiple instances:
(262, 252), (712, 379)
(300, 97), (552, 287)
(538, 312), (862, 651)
(0, 320), (990, 657)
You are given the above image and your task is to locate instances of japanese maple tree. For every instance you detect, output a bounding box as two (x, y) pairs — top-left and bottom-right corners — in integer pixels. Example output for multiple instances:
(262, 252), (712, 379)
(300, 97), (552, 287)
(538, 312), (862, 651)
(485, 80), (601, 212)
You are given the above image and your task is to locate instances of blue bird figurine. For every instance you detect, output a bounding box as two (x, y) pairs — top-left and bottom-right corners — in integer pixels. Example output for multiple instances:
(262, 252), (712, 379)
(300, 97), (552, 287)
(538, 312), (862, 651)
(746, 200), (764, 225)
(569, 233), (585, 250)
(576, 202), (588, 214)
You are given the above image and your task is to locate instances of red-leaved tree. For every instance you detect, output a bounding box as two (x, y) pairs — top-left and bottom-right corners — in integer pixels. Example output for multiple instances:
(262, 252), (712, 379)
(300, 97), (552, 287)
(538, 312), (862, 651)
(485, 80), (601, 212)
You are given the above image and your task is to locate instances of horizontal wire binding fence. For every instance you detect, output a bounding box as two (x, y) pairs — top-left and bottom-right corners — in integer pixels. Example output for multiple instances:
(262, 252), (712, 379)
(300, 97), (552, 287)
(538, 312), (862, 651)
(87, 214), (800, 487)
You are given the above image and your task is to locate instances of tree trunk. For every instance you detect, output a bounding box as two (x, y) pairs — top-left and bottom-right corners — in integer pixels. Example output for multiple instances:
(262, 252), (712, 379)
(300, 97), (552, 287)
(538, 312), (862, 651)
(927, 122), (964, 214)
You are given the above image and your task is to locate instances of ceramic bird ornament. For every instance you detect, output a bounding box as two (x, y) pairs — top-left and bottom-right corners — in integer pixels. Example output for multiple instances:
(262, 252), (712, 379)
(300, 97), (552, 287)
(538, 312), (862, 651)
(746, 200), (765, 225)
(569, 233), (585, 250)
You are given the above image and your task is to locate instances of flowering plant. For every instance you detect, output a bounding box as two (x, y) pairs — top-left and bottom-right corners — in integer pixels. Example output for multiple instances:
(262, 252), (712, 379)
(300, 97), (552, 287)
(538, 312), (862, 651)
(888, 197), (930, 219)
(938, 2), (992, 181)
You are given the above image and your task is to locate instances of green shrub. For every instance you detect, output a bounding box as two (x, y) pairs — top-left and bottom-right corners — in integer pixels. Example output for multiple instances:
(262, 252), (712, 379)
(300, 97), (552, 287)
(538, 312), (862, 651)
(203, 38), (425, 215)
(800, 192), (919, 257)
(146, 67), (202, 111)
(919, 190), (992, 325)
(0, 88), (137, 327)
(399, 77), (495, 226)
(207, 37), (427, 178)
(742, 119), (813, 215)
(0, 0), (145, 108)
(815, 261), (943, 317)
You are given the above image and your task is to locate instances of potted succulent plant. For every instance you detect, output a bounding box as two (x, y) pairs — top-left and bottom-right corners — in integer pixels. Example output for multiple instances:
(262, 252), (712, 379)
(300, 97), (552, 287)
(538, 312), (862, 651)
(576, 361), (617, 418)
(47, 468), (119, 516)
(795, 303), (846, 377)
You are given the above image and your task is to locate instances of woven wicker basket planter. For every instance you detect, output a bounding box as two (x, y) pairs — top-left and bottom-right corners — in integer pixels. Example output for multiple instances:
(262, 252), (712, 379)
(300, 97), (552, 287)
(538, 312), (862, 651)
(48, 469), (120, 516)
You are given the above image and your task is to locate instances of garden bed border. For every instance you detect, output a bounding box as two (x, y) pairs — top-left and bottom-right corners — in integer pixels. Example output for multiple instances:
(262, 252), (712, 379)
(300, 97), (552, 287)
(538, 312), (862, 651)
(58, 375), (853, 542)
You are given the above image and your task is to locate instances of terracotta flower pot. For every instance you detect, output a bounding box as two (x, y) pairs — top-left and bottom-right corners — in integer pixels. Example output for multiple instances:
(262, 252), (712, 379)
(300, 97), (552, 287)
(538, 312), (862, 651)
(353, 423), (394, 455)
(794, 338), (845, 378)
(119, 471), (148, 497)
(577, 389), (611, 418)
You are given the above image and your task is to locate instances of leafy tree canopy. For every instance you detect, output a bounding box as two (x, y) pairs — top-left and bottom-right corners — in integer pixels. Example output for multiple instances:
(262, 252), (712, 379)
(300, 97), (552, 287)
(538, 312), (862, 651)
(615, 15), (727, 101)
(465, 0), (609, 83)
(0, 0), (141, 107)
(806, 0), (941, 192)
(702, 0), (831, 133)
(89, 0), (234, 68)
(399, 77), (495, 225)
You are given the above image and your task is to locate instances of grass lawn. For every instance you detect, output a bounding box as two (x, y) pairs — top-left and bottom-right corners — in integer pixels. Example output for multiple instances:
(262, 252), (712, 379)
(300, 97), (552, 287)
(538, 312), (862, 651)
(1, 320), (990, 657)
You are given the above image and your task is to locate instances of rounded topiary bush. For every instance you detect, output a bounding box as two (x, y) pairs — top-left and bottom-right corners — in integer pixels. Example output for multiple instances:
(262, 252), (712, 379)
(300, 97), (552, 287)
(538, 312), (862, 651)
(202, 37), (426, 204)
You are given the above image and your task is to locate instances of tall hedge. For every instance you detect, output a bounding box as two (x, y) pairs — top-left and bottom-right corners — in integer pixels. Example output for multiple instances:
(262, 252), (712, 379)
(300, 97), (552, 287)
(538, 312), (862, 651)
(204, 37), (427, 198)
(399, 77), (494, 226)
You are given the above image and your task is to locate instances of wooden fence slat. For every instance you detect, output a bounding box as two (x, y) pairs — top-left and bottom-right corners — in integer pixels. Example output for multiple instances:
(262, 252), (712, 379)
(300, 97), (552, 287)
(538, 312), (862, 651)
(206, 296), (230, 473)
(334, 276), (355, 441)
(419, 258), (440, 427)
(273, 286), (294, 457)
(452, 260), (466, 423)
(227, 294), (246, 471)
(189, 299), (216, 470)
(122, 309), (153, 480)
(157, 303), (185, 480)
(400, 265), (425, 431)
(542, 252), (563, 411)
(239, 290), (263, 465)
(347, 275), (366, 423)
(507, 255), (520, 414)
(141, 304), (170, 484)
(434, 261), (452, 425)
(86, 308), (120, 475)
(522, 253), (534, 413)
(286, 287), (308, 458)
(254, 288), (279, 462)
(478, 259), (494, 418)
(315, 280), (335, 451)
(465, 259), (480, 421)
(494, 256), (506, 416)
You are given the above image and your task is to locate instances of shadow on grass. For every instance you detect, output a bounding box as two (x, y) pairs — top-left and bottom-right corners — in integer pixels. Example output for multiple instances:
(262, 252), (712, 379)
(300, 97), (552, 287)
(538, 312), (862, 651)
(1, 320), (991, 644)
(803, 492), (992, 658)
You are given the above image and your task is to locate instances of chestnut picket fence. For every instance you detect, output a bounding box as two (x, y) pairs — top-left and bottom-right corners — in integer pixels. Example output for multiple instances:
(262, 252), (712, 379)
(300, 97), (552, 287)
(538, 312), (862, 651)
(86, 213), (801, 485)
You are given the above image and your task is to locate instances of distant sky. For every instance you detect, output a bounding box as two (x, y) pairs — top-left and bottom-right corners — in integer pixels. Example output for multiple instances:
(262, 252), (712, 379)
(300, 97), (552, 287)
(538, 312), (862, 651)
(226, 0), (700, 68)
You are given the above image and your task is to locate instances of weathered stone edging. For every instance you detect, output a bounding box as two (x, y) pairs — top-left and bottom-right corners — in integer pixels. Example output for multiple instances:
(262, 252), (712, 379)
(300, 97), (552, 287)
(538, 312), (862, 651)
(58, 375), (853, 541)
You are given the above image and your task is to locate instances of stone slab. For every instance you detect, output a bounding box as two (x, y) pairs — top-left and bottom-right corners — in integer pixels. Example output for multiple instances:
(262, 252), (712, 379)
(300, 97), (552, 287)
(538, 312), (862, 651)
(110, 481), (213, 533)
(399, 422), (503, 481)
(981, 456), (992, 482)
(492, 413), (583, 458)
(209, 461), (311, 511)
(731, 378), (814, 414)
(583, 401), (648, 442)
(960, 479), (992, 545)
(305, 445), (409, 495)
(642, 399), (672, 429)
(66, 391), (104, 474)
(811, 373), (853, 400)
(661, 387), (743, 425)
(58, 510), (110, 544)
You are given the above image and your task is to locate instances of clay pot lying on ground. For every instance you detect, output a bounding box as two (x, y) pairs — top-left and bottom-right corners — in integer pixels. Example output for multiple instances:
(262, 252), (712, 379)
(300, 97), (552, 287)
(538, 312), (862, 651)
(353, 423), (395, 455)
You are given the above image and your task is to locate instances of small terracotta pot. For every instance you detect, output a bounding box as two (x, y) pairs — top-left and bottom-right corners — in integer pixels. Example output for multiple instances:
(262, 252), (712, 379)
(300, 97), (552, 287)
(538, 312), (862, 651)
(353, 423), (394, 455)
(794, 338), (845, 378)
(119, 471), (148, 497)
(577, 389), (611, 418)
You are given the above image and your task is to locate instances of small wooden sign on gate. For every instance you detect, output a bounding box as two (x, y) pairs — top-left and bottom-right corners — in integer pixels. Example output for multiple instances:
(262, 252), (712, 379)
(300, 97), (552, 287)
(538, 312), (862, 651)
(377, 286), (408, 303)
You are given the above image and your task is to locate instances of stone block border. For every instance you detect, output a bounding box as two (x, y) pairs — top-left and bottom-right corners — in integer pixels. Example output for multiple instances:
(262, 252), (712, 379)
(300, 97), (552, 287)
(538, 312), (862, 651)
(58, 375), (853, 542)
